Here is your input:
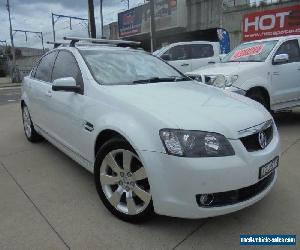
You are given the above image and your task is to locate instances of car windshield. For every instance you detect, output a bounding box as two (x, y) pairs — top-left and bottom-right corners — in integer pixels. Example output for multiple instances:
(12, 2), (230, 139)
(222, 40), (278, 63)
(80, 49), (186, 85)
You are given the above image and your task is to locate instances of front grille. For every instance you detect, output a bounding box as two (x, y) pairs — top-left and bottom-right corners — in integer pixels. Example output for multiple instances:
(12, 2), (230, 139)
(240, 125), (273, 152)
(196, 171), (275, 207)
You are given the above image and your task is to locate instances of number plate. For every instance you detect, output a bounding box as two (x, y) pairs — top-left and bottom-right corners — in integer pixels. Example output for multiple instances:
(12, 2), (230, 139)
(259, 156), (279, 179)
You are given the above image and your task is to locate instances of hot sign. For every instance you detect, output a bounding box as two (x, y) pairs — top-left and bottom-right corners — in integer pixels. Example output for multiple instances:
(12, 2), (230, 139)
(242, 5), (300, 42)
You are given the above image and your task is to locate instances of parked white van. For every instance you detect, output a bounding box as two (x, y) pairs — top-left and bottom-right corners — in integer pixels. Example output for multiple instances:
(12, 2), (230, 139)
(186, 36), (300, 112)
(153, 41), (221, 73)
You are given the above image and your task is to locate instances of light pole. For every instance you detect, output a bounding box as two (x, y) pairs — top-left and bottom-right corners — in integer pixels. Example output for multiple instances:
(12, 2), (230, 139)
(149, 0), (156, 52)
(99, 0), (104, 38)
(6, 0), (16, 74)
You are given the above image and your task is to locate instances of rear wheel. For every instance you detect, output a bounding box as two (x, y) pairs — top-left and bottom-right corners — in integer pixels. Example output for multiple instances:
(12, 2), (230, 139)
(94, 138), (154, 222)
(22, 105), (43, 142)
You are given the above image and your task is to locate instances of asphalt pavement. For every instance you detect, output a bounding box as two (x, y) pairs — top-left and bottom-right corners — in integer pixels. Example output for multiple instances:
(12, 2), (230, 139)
(0, 103), (299, 250)
(0, 87), (21, 106)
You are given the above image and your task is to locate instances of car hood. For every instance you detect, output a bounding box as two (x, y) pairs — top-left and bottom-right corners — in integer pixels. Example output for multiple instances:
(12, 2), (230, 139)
(186, 62), (262, 76)
(106, 81), (271, 139)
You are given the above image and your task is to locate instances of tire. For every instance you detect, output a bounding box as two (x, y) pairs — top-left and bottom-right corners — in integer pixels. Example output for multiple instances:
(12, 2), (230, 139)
(22, 105), (44, 142)
(94, 137), (154, 223)
(247, 90), (269, 111)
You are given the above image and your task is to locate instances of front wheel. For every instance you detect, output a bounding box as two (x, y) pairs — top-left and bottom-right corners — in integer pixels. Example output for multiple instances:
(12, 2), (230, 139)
(94, 138), (154, 223)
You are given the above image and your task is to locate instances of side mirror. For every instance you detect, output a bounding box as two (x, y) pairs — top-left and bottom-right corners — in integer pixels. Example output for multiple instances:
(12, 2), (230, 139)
(161, 54), (171, 61)
(52, 77), (81, 93)
(273, 54), (289, 65)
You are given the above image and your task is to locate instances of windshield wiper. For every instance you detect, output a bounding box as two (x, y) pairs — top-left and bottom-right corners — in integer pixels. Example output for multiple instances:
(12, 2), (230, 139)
(132, 76), (190, 84)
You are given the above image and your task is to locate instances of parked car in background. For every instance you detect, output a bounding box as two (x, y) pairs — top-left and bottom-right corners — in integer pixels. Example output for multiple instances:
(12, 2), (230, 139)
(186, 35), (300, 112)
(153, 41), (221, 73)
(22, 37), (280, 222)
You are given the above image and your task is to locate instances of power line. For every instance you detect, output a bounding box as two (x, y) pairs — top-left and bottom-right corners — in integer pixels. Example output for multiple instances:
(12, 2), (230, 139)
(52, 13), (89, 41)
(13, 29), (44, 51)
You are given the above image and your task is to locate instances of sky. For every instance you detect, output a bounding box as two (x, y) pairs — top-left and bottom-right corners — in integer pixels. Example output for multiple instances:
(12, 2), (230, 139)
(0, 0), (145, 49)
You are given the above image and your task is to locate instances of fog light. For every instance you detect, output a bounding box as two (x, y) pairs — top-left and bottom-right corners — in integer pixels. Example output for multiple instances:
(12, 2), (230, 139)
(199, 194), (214, 206)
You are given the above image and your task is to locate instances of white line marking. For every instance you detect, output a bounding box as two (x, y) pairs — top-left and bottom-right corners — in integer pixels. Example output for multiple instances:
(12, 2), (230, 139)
(7, 99), (16, 102)
(0, 86), (21, 91)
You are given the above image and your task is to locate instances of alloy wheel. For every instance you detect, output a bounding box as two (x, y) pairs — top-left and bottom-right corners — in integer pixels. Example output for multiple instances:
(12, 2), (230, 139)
(23, 106), (32, 138)
(100, 149), (151, 215)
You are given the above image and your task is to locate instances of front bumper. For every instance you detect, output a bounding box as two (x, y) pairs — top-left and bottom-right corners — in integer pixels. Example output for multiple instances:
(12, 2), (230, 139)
(138, 128), (280, 219)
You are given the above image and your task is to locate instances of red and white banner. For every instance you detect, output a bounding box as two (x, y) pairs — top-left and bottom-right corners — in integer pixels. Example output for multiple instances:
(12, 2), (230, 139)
(242, 5), (300, 42)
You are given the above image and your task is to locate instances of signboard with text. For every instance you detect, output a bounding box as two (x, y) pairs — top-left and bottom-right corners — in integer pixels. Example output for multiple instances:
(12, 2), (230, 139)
(118, 0), (178, 38)
(242, 5), (300, 42)
(118, 6), (144, 37)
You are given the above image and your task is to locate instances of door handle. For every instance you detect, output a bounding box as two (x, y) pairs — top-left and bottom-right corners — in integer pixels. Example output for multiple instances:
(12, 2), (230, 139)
(181, 63), (189, 67)
(45, 91), (52, 97)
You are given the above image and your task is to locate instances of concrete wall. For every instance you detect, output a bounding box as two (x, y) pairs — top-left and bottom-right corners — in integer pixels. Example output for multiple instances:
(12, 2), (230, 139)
(187, 0), (222, 31)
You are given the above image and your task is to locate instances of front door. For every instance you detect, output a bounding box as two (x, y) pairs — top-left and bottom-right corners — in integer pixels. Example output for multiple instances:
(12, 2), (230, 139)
(45, 50), (89, 161)
(271, 39), (300, 105)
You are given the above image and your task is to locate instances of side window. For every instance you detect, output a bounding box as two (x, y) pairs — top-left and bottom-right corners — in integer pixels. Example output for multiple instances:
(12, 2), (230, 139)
(164, 45), (190, 61)
(34, 52), (57, 82)
(52, 51), (83, 88)
(275, 40), (300, 63)
(190, 44), (214, 59)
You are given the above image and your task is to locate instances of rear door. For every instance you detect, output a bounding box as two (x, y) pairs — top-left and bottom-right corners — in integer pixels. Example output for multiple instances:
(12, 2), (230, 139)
(190, 43), (218, 71)
(162, 45), (192, 73)
(271, 39), (300, 105)
(29, 51), (58, 130)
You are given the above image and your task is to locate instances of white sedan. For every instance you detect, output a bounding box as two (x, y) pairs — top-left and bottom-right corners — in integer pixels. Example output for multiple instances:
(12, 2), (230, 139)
(21, 38), (280, 222)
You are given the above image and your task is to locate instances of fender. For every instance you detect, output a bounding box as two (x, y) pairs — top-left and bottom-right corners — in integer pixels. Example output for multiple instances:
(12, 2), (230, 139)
(85, 111), (169, 164)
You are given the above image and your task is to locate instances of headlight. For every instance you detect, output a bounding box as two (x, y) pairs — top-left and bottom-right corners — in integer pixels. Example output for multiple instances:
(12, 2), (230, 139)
(210, 75), (238, 88)
(159, 129), (235, 157)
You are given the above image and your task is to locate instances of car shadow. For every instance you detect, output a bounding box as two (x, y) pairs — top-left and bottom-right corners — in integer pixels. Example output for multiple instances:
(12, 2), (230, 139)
(273, 110), (300, 128)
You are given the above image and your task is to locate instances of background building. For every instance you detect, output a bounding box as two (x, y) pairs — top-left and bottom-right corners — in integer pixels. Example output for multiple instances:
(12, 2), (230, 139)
(103, 0), (300, 51)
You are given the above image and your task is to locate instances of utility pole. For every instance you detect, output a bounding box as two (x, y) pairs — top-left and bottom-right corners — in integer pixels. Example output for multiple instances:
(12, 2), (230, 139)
(6, 0), (16, 73)
(88, 0), (97, 38)
(52, 13), (56, 42)
(99, 0), (104, 38)
(149, 0), (156, 52)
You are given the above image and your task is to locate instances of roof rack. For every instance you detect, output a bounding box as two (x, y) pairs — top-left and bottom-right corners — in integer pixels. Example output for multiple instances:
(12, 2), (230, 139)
(63, 36), (141, 48)
(47, 41), (69, 48)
